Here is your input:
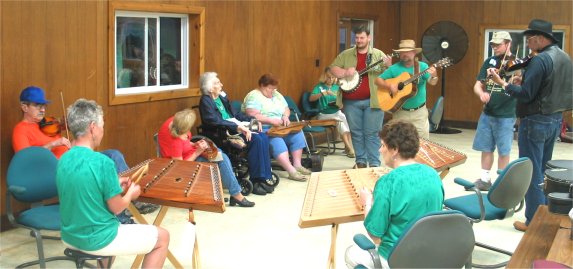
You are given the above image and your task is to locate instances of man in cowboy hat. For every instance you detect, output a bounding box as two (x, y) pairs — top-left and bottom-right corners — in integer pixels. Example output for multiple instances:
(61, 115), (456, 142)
(488, 19), (573, 232)
(330, 25), (393, 169)
(375, 39), (438, 139)
(470, 31), (518, 191)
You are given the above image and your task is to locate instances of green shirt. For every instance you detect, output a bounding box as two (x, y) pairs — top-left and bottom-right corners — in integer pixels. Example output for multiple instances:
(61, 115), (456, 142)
(380, 61), (431, 109)
(331, 46), (387, 108)
(364, 163), (444, 259)
(57, 146), (122, 251)
(477, 56), (517, 118)
(214, 97), (231, 120)
(311, 83), (340, 114)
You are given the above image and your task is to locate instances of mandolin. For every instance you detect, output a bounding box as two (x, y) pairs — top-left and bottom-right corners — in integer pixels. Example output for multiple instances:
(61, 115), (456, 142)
(339, 52), (399, 93)
(377, 57), (452, 113)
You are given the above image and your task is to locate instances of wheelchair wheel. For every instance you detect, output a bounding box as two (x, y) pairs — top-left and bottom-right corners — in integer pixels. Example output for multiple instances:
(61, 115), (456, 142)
(240, 178), (253, 196)
(264, 172), (280, 187)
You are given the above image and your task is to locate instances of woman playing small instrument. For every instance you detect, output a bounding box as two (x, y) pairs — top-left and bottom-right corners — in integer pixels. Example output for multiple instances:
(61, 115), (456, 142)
(157, 109), (255, 207)
(345, 120), (444, 269)
(242, 73), (311, 182)
(199, 72), (274, 195)
(309, 67), (355, 158)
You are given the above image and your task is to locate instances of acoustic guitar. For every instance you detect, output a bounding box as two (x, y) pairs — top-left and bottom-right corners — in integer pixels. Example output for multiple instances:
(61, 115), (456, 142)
(339, 52), (399, 93)
(377, 57), (452, 113)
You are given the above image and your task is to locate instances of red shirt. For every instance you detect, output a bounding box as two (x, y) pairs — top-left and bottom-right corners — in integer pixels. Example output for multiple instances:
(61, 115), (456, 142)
(343, 52), (371, 100)
(157, 116), (197, 160)
(12, 121), (68, 158)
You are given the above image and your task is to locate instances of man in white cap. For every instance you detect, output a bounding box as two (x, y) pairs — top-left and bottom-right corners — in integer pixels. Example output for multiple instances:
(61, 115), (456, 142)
(375, 39), (438, 139)
(470, 31), (518, 191)
(488, 19), (573, 232)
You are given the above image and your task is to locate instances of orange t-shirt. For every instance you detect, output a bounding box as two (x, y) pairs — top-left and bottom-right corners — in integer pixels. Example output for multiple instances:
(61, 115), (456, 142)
(12, 121), (68, 159)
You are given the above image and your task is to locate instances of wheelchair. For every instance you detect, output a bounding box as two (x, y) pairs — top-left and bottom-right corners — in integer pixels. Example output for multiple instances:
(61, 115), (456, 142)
(197, 125), (279, 196)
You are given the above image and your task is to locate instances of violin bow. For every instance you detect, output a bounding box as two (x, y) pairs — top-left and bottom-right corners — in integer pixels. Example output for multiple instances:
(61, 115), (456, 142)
(60, 92), (71, 139)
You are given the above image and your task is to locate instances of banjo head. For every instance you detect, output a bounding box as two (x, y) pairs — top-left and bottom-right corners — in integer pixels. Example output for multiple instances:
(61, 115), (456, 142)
(339, 73), (360, 93)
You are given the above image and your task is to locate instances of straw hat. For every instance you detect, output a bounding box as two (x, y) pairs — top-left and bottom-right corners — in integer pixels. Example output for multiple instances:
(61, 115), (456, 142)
(392, 39), (422, 54)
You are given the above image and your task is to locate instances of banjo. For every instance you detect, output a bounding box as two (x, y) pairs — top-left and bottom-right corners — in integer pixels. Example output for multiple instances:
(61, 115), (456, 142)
(339, 52), (399, 93)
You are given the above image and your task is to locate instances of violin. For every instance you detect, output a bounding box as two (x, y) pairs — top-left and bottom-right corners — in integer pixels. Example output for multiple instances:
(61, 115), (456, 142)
(502, 52), (537, 73)
(39, 116), (65, 137)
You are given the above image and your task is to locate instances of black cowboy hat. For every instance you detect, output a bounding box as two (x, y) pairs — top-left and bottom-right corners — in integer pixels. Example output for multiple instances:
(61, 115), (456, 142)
(523, 19), (558, 43)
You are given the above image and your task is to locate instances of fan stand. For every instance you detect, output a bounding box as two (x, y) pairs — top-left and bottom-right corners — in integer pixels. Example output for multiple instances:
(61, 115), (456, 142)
(422, 21), (468, 135)
(432, 68), (461, 134)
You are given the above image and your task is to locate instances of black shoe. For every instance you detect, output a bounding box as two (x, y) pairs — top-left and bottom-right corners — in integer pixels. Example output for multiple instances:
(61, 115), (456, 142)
(354, 163), (367, 169)
(252, 183), (267, 196)
(260, 182), (274, 193)
(465, 179), (492, 191)
(229, 196), (255, 207)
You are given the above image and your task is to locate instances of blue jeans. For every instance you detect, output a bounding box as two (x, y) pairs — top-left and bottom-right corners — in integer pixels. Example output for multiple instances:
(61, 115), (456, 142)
(197, 150), (241, 196)
(472, 113), (516, 156)
(519, 113), (562, 225)
(246, 133), (272, 183)
(343, 99), (384, 166)
(101, 149), (129, 173)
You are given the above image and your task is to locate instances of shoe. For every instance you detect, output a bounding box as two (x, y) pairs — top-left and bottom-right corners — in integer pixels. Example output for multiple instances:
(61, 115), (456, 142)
(252, 183), (267, 195)
(465, 179), (492, 191)
(259, 182), (274, 193)
(116, 210), (135, 224)
(296, 166), (312, 175)
(346, 151), (355, 158)
(134, 201), (161, 214)
(229, 196), (255, 207)
(513, 221), (527, 232)
(288, 171), (307, 182)
(354, 163), (367, 169)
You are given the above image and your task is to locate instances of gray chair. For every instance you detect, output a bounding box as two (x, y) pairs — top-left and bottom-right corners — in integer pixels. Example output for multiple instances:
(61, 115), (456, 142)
(352, 210), (475, 268)
(6, 147), (74, 268)
(444, 157), (533, 268)
(429, 96), (444, 133)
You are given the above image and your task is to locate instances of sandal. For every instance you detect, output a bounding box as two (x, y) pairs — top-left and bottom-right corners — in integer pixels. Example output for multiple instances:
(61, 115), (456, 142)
(288, 171), (307, 182)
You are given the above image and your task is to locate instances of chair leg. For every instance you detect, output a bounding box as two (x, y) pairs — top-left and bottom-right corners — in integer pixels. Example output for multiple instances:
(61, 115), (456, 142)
(470, 241), (513, 268)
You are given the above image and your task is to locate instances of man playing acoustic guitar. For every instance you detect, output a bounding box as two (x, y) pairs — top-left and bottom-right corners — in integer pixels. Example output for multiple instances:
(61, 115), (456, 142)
(375, 40), (438, 139)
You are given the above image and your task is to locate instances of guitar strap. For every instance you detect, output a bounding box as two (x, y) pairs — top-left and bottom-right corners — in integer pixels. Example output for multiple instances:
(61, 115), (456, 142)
(413, 58), (420, 85)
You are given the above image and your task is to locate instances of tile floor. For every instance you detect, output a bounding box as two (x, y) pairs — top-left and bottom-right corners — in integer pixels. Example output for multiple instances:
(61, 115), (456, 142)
(1, 128), (572, 268)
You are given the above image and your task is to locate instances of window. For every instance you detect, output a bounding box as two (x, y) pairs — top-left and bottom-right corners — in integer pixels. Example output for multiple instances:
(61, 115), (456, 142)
(338, 17), (374, 53)
(109, 2), (204, 105)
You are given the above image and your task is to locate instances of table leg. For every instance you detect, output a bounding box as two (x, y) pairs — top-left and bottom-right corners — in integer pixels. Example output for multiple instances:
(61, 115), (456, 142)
(439, 168), (450, 180)
(189, 210), (200, 269)
(327, 223), (339, 269)
(128, 205), (183, 268)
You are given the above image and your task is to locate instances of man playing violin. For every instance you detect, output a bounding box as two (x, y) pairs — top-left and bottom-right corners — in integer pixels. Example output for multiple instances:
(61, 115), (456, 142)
(330, 25), (392, 169)
(12, 86), (71, 158)
(470, 31), (518, 191)
(12, 86), (159, 222)
(487, 19), (573, 232)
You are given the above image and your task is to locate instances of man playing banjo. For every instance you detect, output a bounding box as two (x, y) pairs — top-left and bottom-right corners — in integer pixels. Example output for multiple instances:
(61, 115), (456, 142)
(330, 25), (392, 169)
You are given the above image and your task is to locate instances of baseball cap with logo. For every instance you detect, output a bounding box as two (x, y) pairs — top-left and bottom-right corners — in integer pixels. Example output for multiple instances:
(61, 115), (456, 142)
(20, 86), (50, 104)
(489, 31), (512, 44)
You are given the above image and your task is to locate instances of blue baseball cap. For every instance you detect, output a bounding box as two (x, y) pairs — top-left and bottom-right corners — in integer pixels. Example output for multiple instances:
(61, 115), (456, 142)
(20, 86), (50, 104)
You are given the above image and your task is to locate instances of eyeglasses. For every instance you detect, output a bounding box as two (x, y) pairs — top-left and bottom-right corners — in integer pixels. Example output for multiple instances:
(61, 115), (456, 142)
(26, 103), (47, 109)
(526, 35), (537, 43)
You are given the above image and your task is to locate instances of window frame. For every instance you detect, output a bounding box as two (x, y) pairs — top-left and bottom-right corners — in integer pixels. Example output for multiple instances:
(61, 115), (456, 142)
(108, 2), (204, 105)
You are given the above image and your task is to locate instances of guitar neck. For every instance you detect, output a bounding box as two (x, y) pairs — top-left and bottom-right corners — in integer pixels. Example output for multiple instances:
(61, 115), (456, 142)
(403, 63), (438, 86)
(358, 52), (398, 76)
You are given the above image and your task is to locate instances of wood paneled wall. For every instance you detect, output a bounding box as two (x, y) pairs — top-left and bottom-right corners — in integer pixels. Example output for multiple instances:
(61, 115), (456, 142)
(1, 0), (571, 218)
